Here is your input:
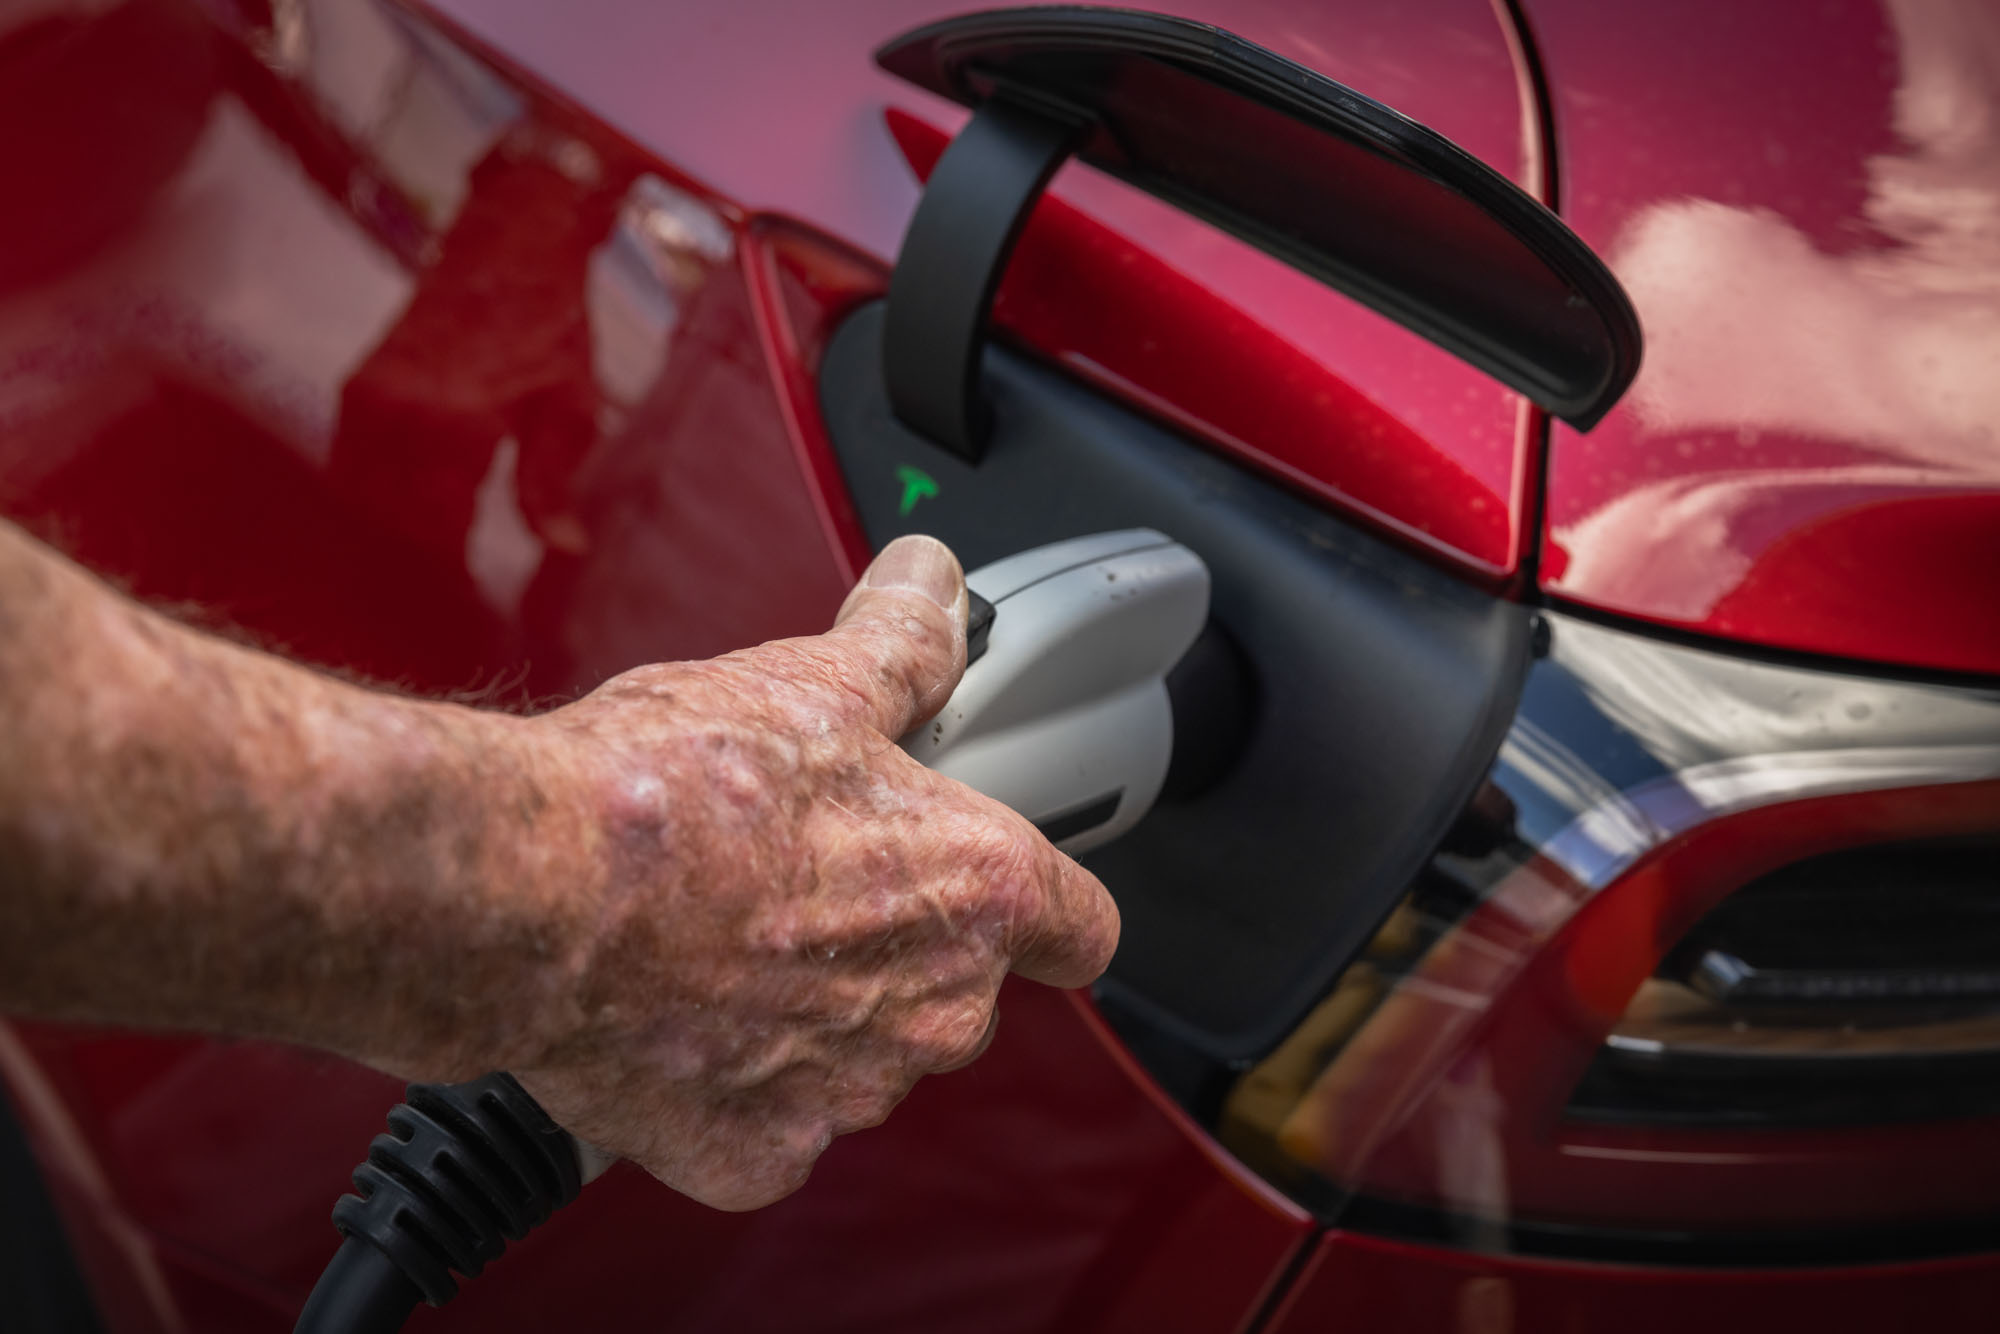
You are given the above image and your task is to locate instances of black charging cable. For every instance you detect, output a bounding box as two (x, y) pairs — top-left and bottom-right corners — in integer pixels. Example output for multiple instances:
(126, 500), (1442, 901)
(293, 1073), (586, 1334)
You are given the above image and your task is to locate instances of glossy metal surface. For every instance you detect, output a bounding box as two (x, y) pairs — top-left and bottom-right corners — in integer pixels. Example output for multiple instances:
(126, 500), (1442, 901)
(435, 0), (1546, 579)
(0, 0), (846, 695)
(0, 2), (1308, 1329)
(1528, 0), (2000, 676)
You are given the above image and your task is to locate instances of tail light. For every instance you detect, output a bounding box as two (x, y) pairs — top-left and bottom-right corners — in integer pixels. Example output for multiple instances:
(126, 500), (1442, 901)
(1216, 611), (2000, 1259)
(1578, 837), (2000, 1131)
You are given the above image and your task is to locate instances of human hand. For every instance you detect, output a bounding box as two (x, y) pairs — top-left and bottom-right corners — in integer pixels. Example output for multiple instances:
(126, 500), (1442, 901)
(0, 516), (1114, 1211)
(500, 536), (1121, 1209)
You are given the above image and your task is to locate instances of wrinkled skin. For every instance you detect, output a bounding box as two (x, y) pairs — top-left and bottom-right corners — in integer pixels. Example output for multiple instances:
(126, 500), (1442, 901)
(0, 523), (1120, 1212)
(510, 537), (1120, 1208)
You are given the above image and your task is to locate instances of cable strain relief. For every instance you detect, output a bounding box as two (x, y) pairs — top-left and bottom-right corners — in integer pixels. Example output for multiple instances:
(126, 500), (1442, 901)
(328, 1072), (583, 1307)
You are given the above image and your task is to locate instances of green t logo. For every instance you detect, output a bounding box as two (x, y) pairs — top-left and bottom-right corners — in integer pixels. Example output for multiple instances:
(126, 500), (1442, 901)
(895, 465), (939, 517)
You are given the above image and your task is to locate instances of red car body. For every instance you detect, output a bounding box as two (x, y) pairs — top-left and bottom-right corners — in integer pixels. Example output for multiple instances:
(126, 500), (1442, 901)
(2, 1), (1996, 1331)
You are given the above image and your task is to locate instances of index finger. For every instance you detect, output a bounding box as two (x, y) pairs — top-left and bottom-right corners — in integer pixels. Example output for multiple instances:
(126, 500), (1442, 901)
(1009, 835), (1121, 989)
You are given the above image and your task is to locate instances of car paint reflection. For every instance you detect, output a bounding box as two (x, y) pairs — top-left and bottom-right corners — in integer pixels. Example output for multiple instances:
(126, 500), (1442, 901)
(1537, 0), (2000, 672)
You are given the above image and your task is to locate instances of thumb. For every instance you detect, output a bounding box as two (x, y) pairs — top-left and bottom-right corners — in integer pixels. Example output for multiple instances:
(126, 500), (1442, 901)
(824, 535), (968, 738)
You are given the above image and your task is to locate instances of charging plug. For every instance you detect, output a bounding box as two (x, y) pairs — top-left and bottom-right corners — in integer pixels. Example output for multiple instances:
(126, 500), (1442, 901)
(904, 529), (1211, 855)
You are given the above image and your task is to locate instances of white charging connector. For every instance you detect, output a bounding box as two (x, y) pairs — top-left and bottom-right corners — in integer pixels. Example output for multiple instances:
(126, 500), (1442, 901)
(902, 530), (1210, 855)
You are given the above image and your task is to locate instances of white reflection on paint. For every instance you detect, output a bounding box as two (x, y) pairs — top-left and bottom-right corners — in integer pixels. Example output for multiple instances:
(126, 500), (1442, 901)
(1546, 744), (2000, 889)
(1510, 618), (2000, 888)
(1559, 0), (2000, 614)
(584, 175), (734, 420)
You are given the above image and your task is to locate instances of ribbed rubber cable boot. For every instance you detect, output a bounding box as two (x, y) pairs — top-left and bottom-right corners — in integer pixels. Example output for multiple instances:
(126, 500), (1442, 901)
(293, 1073), (583, 1334)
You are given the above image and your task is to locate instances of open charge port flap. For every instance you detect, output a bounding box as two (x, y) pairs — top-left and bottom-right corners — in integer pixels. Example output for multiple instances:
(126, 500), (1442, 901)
(821, 301), (1531, 1074)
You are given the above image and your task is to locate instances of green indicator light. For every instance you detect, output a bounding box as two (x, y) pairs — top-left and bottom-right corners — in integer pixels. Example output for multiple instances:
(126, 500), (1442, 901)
(895, 465), (939, 517)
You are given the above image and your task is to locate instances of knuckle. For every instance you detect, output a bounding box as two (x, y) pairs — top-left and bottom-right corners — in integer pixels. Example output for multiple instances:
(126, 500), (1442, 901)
(740, 641), (851, 714)
(700, 1119), (830, 1212)
(834, 1084), (906, 1134)
(762, 631), (932, 734)
(960, 816), (1037, 888)
(919, 1003), (995, 1071)
(848, 590), (954, 650)
(838, 603), (957, 688)
(966, 828), (1048, 944)
(823, 985), (887, 1037)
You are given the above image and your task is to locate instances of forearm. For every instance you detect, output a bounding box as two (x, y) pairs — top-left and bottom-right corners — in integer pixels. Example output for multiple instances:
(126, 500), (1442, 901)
(0, 525), (1119, 1209)
(0, 519), (581, 1075)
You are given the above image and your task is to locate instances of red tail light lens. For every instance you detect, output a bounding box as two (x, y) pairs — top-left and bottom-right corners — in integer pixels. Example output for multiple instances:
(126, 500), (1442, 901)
(1576, 836), (2000, 1131)
(1217, 613), (2000, 1259)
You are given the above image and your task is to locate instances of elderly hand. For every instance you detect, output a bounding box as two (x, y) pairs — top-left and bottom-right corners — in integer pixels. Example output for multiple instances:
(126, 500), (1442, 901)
(503, 535), (1121, 1209)
(0, 515), (1116, 1213)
